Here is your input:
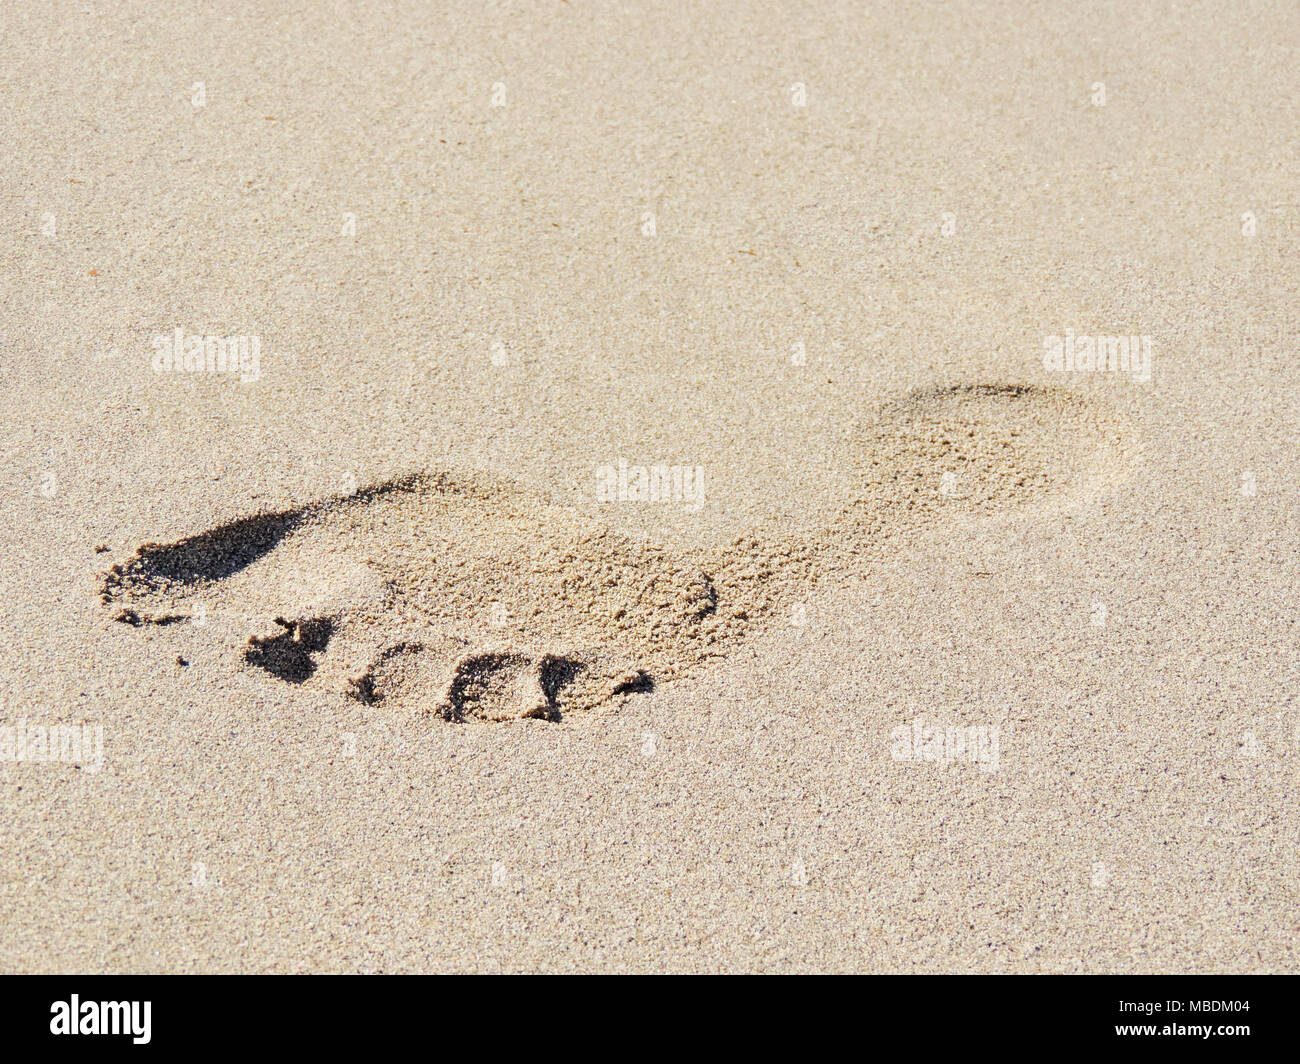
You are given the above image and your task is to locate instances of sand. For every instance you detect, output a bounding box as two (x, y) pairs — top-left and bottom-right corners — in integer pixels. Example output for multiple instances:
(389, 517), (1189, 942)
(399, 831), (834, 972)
(1, 1), (1296, 972)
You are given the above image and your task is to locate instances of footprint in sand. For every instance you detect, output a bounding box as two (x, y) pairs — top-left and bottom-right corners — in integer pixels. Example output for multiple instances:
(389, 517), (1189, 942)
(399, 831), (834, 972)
(100, 384), (1129, 723)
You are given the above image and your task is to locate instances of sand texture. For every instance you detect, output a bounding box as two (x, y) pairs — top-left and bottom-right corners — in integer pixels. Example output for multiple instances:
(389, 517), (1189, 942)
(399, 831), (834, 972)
(1, 1), (1297, 972)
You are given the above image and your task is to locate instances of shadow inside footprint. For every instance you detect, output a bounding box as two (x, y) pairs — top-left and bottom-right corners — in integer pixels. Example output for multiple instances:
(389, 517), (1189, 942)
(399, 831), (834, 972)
(444, 652), (585, 723)
(539, 654), (588, 704)
(607, 669), (654, 696)
(244, 617), (334, 683)
(106, 510), (303, 599)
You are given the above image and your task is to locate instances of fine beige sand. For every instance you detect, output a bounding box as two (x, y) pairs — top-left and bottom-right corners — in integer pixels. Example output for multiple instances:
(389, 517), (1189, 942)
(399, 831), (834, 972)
(1, 1), (1296, 972)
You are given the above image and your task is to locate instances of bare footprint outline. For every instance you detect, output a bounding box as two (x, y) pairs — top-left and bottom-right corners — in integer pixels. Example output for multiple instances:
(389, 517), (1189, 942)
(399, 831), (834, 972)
(100, 383), (1129, 723)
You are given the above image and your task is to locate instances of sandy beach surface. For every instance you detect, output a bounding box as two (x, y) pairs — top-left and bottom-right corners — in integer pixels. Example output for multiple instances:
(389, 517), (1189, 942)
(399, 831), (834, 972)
(1, 1), (1296, 972)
